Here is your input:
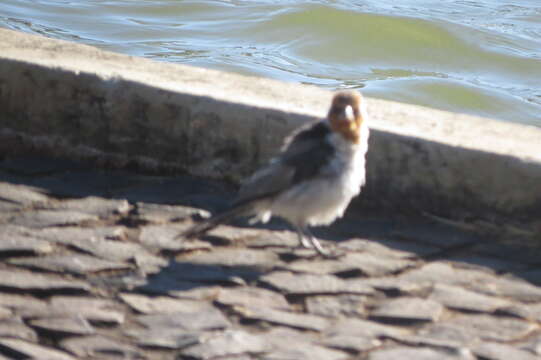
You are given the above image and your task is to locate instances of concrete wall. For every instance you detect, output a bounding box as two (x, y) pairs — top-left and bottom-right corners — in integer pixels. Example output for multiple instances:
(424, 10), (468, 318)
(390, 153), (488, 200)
(1, 28), (540, 230)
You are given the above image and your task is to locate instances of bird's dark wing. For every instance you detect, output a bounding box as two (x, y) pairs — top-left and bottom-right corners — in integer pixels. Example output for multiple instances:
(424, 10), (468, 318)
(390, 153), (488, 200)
(233, 121), (334, 206)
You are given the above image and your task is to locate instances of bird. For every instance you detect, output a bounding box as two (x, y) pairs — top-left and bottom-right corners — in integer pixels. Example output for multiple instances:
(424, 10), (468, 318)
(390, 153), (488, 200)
(181, 90), (369, 256)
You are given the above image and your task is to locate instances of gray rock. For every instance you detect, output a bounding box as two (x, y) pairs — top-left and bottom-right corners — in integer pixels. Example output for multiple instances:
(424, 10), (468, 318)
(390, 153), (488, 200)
(371, 297), (443, 322)
(0, 182), (49, 205)
(136, 308), (230, 331)
(139, 224), (211, 251)
(429, 284), (510, 312)
(0, 338), (75, 360)
(29, 315), (95, 336)
(136, 202), (209, 223)
(399, 262), (495, 287)
(120, 293), (211, 314)
(126, 328), (200, 349)
(502, 302), (541, 322)
(321, 334), (381, 353)
(246, 230), (300, 249)
(288, 252), (414, 277)
(0, 317), (37, 341)
(65, 236), (148, 262)
(305, 294), (367, 318)
(424, 314), (537, 342)
(469, 276), (541, 303)
(262, 327), (349, 360)
(325, 318), (409, 339)
(52, 196), (131, 217)
(49, 296), (125, 324)
(517, 334), (541, 356)
(9, 254), (128, 275)
(182, 330), (269, 359)
(351, 277), (432, 296)
(234, 306), (329, 331)
(184, 248), (281, 269)
(9, 210), (98, 228)
(337, 237), (439, 258)
(472, 342), (538, 360)
(215, 287), (290, 310)
(0, 230), (53, 256)
(368, 346), (474, 360)
(34, 226), (125, 244)
(60, 335), (145, 358)
(260, 271), (373, 295)
(0, 307), (11, 319)
(0, 293), (49, 315)
(0, 269), (89, 292)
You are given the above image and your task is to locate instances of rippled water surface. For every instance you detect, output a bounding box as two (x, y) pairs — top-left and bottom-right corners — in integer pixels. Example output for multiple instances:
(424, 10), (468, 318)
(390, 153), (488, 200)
(2, 0), (541, 126)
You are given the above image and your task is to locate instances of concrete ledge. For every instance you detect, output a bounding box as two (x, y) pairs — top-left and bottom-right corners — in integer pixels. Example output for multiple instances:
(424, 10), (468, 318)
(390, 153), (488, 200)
(1, 28), (540, 229)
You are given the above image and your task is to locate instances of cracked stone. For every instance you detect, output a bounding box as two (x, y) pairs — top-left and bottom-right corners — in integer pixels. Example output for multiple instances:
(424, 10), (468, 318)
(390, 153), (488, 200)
(429, 284), (510, 312)
(120, 293), (211, 314)
(399, 262), (494, 287)
(136, 202), (209, 223)
(517, 334), (541, 356)
(29, 315), (95, 336)
(9, 210), (98, 228)
(472, 342), (538, 360)
(136, 308), (230, 331)
(352, 277), (431, 296)
(235, 306), (329, 331)
(52, 196), (131, 217)
(215, 287), (290, 310)
(0, 182), (49, 205)
(34, 226), (125, 244)
(139, 224), (211, 251)
(65, 236), (148, 262)
(0, 269), (89, 293)
(9, 254), (129, 275)
(60, 335), (145, 359)
(0, 338), (75, 360)
(157, 261), (257, 285)
(337, 238), (439, 258)
(368, 346), (474, 360)
(288, 252), (414, 277)
(371, 297), (443, 322)
(246, 230), (300, 249)
(325, 318), (409, 340)
(181, 330), (269, 359)
(261, 271), (373, 295)
(0, 317), (37, 341)
(306, 294), (367, 318)
(321, 334), (381, 353)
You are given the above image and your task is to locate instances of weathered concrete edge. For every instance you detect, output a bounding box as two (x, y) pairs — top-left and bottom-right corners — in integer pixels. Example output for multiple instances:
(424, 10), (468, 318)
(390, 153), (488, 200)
(1, 28), (540, 230)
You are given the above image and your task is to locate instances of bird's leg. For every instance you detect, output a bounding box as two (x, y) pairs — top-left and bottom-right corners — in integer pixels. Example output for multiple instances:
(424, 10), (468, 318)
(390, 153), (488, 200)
(303, 227), (331, 257)
(294, 224), (313, 249)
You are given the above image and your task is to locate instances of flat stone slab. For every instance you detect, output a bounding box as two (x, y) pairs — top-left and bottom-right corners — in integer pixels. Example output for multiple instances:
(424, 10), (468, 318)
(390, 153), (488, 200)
(0, 318), (37, 341)
(49, 296), (125, 324)
(502, 302), (541, 322)
(120, 293), (211, 314)
(33, 226), (125, 244)
(0, 230), (53, 256)
(306, 294), (367, 318)
(181, 330), (269, 359)
(183, 248), (282, 269)
(136, 202), (209, 223)
(125, 328), (200, 349)
(51, 196), (131, 217)
(0, 338), (75, 360)
(468, 276), (541, 303)
(429, 284), (510, 312)
(9, 210), (98, 228)
(139, 224), (211, 251)
(29, 316), (95, 336)
(60, 335), (145, 359)
(288, 252), (414, 277)
(472, 342), (539, 360)
(9, 254), (128, 275)
(136, 308), (231, 332)
(0, 269), (89, 293)
(216, 287), (290, 310)
(261, 271), (373, 295)
(368, 346), (474, 360)
(0, 182), (49, 205)
(234, 306), (329, 331)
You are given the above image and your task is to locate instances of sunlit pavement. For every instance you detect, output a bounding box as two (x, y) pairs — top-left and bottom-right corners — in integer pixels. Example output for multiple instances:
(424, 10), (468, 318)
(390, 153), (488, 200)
(0, 156), (540, 359)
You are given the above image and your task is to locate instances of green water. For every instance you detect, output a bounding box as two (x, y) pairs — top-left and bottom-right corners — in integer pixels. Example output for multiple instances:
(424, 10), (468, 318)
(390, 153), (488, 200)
(1, 0), (540, 126)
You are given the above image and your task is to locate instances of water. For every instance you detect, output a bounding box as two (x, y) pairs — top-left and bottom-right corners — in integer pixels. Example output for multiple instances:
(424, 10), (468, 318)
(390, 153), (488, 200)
(1, 0), (541, 126)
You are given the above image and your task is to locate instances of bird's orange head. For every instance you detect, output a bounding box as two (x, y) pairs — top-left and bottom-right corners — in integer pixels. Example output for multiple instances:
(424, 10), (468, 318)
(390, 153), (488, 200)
(328, 90), (365, 144)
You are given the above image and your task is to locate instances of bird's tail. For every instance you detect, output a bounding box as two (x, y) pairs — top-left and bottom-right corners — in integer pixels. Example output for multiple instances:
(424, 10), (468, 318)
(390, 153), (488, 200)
(180, 203), (252, 239)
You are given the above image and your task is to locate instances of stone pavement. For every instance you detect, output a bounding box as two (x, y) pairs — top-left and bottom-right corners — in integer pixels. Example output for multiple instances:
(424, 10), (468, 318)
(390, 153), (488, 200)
(0, 156), (540, 360)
